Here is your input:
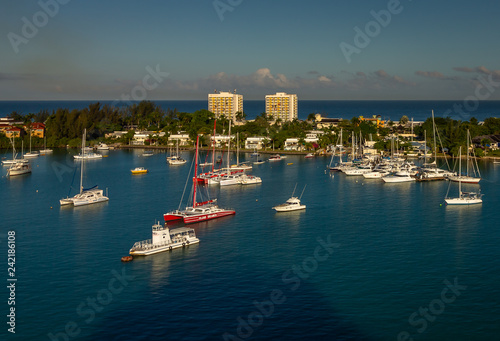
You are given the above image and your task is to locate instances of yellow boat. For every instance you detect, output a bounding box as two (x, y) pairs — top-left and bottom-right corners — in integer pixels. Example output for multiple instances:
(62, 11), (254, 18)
(131, 167), (148, 174)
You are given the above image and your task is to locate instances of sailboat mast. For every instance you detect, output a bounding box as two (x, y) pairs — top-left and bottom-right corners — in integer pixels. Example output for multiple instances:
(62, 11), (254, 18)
(193, 135), (199, 208)
(424, 130), (427, 163)
(432, 110), (437, 162)
(212, 120), (216, 172)
(80, 129), (85, 194)
(458, 147), (462, 196)
(339, 128), (343, 164)
(466, 130), (470, 177)
(236, 132), (239, 165)
(227, 121), (231, 171)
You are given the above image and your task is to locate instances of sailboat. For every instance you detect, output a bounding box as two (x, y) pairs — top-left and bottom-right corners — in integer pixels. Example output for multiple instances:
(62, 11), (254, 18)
(219, 122), (244, 186)
(7, 139), (31, 176)
(24, 133), (39, 158)
(60, 129), (109, 206)
(448, 130), (481, 184)
(163, 135), (235, 224)
(2, 136), (29, 166)
(40, 134), (53, 155)
(230, 132), (252, 171)
(445, 147), (483, 205)
(418, 111), (454, 180)
(168, 139), (187, 165)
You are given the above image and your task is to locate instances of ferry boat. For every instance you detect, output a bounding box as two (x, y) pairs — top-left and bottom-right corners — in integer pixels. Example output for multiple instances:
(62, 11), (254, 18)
(131, 167), (148, 174)
(129, 223), (199, 256)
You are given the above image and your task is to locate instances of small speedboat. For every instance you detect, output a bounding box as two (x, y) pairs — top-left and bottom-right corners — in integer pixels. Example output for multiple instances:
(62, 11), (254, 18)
(131, 167), (148, 174)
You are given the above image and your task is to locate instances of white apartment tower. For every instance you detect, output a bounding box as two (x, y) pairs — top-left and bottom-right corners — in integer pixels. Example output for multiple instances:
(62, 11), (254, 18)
(265, 92), (298, 121)
(208, 91), (243, 121)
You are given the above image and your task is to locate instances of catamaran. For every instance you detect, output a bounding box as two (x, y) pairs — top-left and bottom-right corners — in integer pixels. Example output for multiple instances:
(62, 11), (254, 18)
(163, 135), (235, 224)
(60, 129), (109, 207)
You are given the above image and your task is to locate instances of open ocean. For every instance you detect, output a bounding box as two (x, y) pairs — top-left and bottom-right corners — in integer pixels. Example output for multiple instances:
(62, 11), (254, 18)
(1, 100), (500, 122)
(1, 148), (500, 341)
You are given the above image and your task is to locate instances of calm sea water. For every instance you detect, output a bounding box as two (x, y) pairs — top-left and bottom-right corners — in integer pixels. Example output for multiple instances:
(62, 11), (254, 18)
(1, 100), (500, 121)
(1, 150), (499, 340)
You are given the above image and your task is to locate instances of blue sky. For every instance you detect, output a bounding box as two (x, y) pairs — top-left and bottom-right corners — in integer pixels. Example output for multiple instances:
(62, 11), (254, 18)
(2, 0), (500, 100)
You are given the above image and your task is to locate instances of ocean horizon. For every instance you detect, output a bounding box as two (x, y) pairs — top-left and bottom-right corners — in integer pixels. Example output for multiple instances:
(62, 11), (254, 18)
(1, 100), (500, 122)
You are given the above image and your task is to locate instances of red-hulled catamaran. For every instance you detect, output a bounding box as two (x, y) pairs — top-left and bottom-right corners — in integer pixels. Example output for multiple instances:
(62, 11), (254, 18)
(163, 135), (235, 224)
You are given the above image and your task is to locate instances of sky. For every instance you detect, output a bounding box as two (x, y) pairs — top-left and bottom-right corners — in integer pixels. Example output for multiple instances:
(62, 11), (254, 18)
(2, 0), (500, 101)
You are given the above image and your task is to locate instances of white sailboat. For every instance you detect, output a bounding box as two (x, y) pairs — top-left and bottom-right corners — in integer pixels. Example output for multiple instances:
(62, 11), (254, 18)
(7, 159), (31, 176)
(40, 134), (53, 155)
(448, 130), (481, 184)
(60, 129), (109, 207)
(168, 139), (187, 165)
(2, 136), (29, 166)
(24, 133), (39, 158)
(445, 147), (483, 205)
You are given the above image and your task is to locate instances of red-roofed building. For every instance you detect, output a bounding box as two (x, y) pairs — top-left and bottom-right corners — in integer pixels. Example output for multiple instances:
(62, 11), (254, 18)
(4, 127), (22, 138)
(29, 122), (45, 138)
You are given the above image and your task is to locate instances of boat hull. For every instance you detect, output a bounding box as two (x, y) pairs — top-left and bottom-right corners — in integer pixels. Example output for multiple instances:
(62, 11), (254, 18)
(183, 210), (235, 224)
(130, 239), (199, 256)
(273, 205), (306, 212)
(445, 198), (482, 205)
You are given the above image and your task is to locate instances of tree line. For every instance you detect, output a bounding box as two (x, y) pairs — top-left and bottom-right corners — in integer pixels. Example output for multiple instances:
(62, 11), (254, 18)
(1, 101), (499, 157)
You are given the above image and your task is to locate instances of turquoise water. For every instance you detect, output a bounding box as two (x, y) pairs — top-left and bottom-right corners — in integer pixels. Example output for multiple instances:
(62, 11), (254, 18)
(1, 150), (499, 340)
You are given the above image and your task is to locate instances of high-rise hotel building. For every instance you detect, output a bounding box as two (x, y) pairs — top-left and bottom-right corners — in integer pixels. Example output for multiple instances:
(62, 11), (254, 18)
(265, 92), (298, 121)
(208, 91), (243, 121)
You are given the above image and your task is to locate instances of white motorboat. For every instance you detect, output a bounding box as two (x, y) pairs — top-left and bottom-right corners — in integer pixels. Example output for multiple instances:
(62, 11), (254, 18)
(74, 152), (103, 160)
(240, 174), (262, 185)
(382, 171), (416, 183)
(445, 147), (483, 205)
(273, 196), (306, 212)
(168, 155), (187, 165)
(61, 129), (109, 207)
(343, 166), (373, 176)
(219, 173), (243, 186)
(129, 223), (199, 256)
(143, 150), (154, 157)
(7, 161), (31, 176)
(363, 169), (390, 179)
(273, 185), (306, 212)
(268, 154), (283, 162)
(96, 143), (109, 150)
